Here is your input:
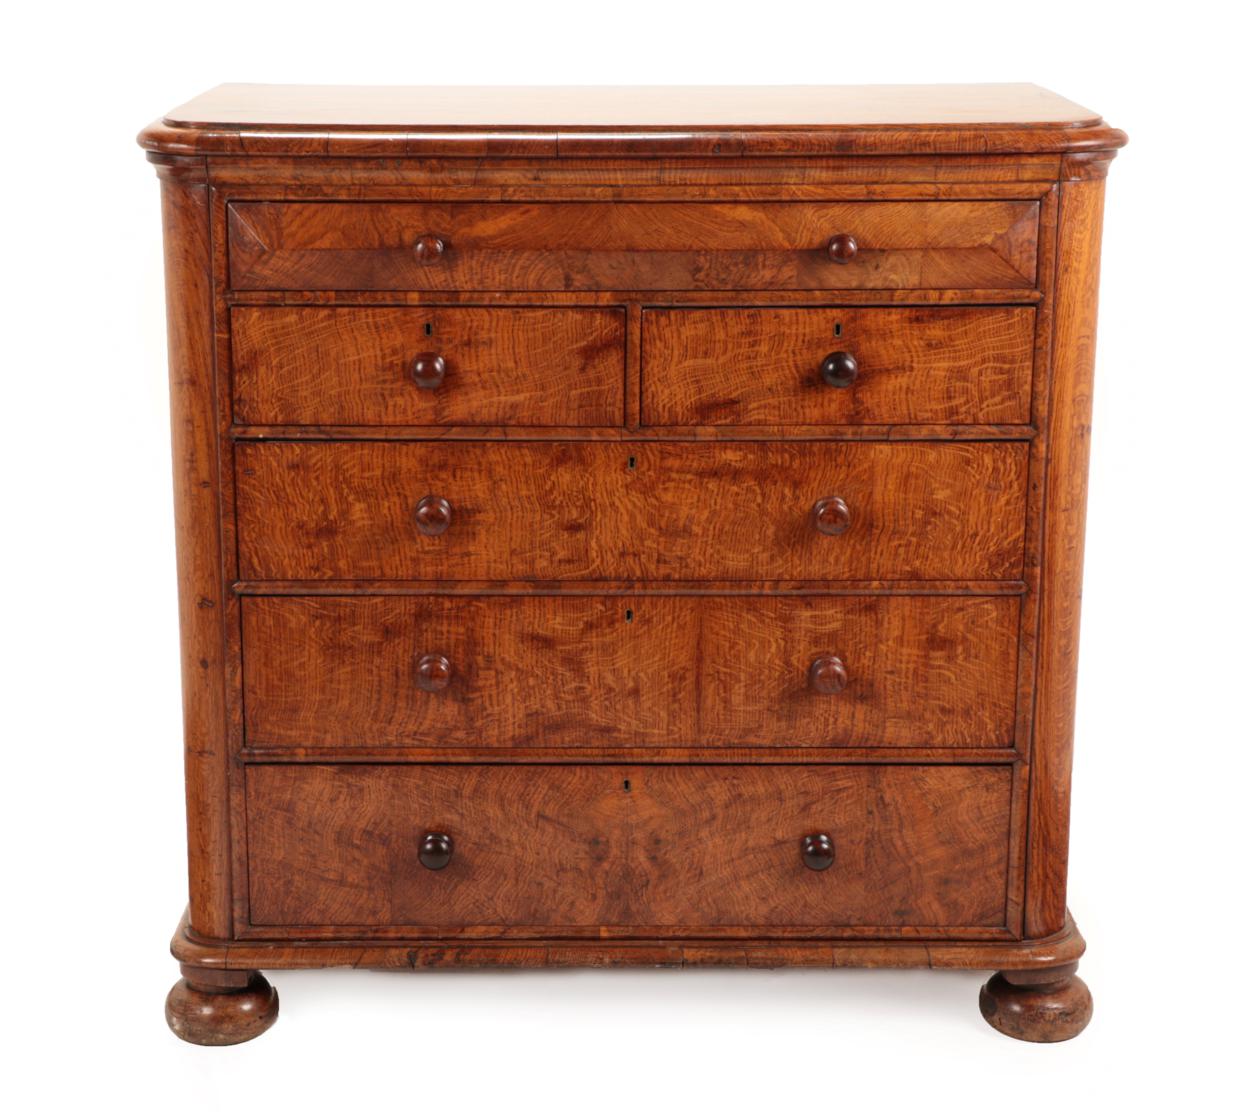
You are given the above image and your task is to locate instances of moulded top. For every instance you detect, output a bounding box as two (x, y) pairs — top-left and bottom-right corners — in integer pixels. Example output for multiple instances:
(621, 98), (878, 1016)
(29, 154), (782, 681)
(139, 83), (1127, 158)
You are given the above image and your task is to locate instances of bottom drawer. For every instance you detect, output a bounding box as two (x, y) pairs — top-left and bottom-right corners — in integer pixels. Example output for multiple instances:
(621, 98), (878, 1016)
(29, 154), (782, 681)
(245, 764), (1012, 935)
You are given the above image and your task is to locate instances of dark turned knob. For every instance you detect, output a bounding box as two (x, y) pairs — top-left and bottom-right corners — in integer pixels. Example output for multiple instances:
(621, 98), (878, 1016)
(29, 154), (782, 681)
(826, 233), (858, 263)
(415, 495), (452, 536)
(416, 653), (452, 693)
(411, 353), (447, 390)
(801, 834), (835, 871)
(812, 496), (852, 536)
(413, 234), (448, 261)
(820, 351), (859, 388)
(419, 832), (453, 870)
(809, 655), (848, 695)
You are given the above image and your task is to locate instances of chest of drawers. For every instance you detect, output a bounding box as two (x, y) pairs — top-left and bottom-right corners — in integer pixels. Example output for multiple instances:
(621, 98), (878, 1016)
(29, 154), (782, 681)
(139, 84), (1124, 1045)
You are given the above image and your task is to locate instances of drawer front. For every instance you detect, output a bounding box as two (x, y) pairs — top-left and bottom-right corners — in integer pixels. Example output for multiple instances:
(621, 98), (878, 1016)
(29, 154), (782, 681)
(642, 306), (1035, 426)
(236, 441), (1027, 581)
(242, 594), (1019, 749)
(232, 306), (625, 427)
(228, 201), (1039, 291)
(245, 763), (1012, 932)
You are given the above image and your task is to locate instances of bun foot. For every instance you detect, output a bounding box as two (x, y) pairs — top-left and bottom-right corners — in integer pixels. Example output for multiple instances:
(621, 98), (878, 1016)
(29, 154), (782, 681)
(979, 964), (1092, 1043)
(166, 966), (278, 1046)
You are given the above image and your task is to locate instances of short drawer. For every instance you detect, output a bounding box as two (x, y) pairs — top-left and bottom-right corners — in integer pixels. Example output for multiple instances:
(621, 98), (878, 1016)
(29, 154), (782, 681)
(642, 306), (1035, 426)
(245, 763), (1013, 933)
(242, 594), (1020, 749)
(231, 306), (625, 427)
(227, 200), (1039, 291)
(235, 441), (1027, 581)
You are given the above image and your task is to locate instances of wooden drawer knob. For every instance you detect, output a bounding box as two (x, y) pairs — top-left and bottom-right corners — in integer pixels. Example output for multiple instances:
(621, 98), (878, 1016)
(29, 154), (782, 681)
(416, 653), (452, 693)
(812, 496), (852, 536)
(826, 234), (858, 263)
(419, 832), (454, 870)
(415, 495), (453, 536)
(809, 655), (848, 695)
(801, 834), (835, 871)
(413, 234), (447, 261)
(411, 353), (447, 390)
(820, 351), (858, 388)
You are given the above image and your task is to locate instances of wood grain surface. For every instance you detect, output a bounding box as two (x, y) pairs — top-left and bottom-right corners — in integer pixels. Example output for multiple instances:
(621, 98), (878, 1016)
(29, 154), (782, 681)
(227, 200), (1039, 291)
(156, 163), (233, 939)
(245, 763), (1013, 932)
(241, 594), (1020, 748)
(139, 83), (1126, 159)
(642, 306), (1034, 425)
(235, 441), (1028, 581)
(1026, 169), (1108, 937)
(176, 911), (1084, 969)
(141, 86), (1123, 1038)
(232, 306), (625, 426)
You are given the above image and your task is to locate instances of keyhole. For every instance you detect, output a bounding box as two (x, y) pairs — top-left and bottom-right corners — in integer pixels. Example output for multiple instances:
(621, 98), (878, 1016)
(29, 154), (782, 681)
(623, 779), (632, 792)
(625, 608), (634, 623)
(424, 322), (433, 336)
(834, 322), (843, 337)
(627, 456), (637, 470)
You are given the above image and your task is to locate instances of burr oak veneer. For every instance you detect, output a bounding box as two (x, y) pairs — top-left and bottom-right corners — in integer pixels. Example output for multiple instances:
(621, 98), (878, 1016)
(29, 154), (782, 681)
(139, 84), (1124, 1045)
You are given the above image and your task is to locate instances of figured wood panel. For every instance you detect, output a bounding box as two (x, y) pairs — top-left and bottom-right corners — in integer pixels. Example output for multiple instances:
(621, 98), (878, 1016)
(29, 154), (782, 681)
(245, 764), (1012, 931)
(235, 441), (1028, 581)
(242, 594), (1018, 748)
(227, 201), (1039, 291)
(231, 306), (625, 426)
(642, 306), (1034, 425)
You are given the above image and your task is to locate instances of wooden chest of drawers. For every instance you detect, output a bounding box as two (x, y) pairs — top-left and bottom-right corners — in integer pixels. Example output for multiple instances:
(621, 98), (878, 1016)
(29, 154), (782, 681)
(139, 84), (1124, 1045)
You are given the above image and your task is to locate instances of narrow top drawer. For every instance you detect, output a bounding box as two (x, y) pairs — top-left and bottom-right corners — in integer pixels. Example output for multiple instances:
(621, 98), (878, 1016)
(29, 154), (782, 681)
(227, 201), (1039, 292)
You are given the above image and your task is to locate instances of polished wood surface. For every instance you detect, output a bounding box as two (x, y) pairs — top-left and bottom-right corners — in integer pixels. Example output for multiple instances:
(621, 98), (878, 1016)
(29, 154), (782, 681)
(1025, 169), (1108, 939)
(142, 84), (1122, 1043)
(642, 306), (1034, 425)
(245, 764), (1013, 933)
(235, 441), (1028, 581)
(139, 84), (1127, 158)
(173, 909), (1088, 971)
(227, 200), (1039, 291)
(156, 164), (232, 941)
(241, 594), (1019, 748)
(162, 84), (1104, 128)
(232, 306), (626, 426)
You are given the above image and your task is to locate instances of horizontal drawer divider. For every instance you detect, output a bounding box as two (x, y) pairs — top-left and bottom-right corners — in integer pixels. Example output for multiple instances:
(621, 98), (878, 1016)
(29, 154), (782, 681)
(229, 424), (1038, 442)
(239, 748), (1024, 764)
(224, 289), (1047, 306)
(232, 579), (1030, 596)
(237, 925), (1018, 942)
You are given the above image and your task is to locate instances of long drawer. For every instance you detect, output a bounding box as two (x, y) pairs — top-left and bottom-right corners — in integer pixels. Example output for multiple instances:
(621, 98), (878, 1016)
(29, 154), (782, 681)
(231, 306), (626, 427)
(245, 763), (1013, 933)
(227, 200), (1040, 291)
(235, 441), (1028, 581)
(642, 306), (1035, 426)
(242, 594), (1020, 749)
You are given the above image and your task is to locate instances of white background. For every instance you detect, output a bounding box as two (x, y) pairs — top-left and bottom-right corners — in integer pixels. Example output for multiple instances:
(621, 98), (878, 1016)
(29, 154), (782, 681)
(3, 1), (1247, 1111)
